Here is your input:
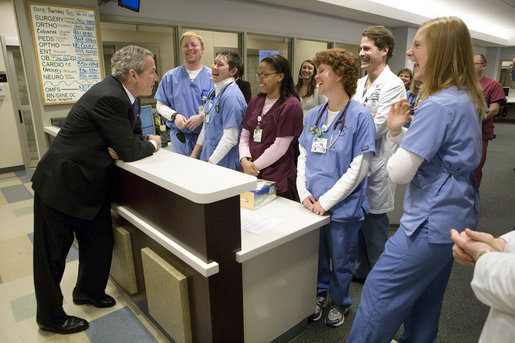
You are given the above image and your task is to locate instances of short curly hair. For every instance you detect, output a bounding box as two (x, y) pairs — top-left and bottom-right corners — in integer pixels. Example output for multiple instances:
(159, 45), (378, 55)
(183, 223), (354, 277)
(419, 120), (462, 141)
(313, 48), (359, 97)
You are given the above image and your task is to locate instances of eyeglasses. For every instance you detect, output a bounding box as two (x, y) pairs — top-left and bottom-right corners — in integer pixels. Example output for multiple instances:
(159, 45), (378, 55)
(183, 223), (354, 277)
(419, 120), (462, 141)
(256, 72), (277, 78)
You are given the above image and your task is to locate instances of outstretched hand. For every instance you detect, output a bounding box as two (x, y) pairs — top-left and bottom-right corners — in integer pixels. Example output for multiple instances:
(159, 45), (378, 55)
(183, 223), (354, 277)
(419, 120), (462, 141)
(387, 99), (411, 136)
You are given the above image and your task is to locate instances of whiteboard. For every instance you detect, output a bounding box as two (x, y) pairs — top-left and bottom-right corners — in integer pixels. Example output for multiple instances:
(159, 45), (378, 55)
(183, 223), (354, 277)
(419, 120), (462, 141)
(28, 2), (104, 105)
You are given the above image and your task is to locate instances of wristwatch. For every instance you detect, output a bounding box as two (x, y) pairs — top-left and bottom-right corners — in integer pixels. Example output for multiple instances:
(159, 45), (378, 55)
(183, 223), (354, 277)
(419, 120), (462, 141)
(170, 112), (177, 122)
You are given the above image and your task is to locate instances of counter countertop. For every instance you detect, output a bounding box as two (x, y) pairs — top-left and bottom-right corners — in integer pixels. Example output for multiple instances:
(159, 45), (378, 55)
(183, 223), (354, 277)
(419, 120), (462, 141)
(237, 197), (330, 262)
(44, 125), (257, 204)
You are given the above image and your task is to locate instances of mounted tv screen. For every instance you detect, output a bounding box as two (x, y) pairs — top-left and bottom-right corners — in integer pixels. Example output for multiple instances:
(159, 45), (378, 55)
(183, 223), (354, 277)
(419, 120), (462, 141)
(118, 0), (140, 12)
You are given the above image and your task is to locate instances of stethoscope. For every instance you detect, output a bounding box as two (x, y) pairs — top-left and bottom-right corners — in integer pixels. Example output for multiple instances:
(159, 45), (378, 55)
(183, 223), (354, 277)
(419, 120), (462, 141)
(309, 101), (351, 149)
(205, 81), (233, 115)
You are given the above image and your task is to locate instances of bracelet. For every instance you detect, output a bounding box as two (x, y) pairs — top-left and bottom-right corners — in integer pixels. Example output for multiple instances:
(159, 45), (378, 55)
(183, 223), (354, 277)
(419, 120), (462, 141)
(475, 248), (492, 261)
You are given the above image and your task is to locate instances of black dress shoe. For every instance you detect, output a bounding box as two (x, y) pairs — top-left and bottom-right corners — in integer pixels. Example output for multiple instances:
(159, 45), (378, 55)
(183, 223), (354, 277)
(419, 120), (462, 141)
(73, 293), (116, 308)
(38, 315), (89, 334)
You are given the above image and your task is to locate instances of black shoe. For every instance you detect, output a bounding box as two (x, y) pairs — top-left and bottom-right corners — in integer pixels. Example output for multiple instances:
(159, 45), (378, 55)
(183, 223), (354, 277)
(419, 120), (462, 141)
(73, 293), (116, 308)
(38, 315), (89, 334)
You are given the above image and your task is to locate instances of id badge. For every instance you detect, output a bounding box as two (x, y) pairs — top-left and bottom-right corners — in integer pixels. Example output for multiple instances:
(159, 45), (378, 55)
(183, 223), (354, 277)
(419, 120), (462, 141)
(253, 127), (262, 142)
(311, 137), (327, 153)
(205, 112), (210, 123)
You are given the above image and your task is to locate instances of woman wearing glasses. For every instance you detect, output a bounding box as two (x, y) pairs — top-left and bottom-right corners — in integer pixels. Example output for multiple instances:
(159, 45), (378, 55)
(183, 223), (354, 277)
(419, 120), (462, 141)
(239, 54), (303, 200)
(297, 48), (375, 327)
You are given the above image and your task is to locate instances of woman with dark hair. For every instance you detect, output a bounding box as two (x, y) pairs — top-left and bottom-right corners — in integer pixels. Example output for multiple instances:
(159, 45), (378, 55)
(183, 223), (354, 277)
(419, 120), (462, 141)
(349, 16), (484, 342)
(239, 54), (303, 199)
(296, 59), (327, 116)
(190, 50), (247, 170)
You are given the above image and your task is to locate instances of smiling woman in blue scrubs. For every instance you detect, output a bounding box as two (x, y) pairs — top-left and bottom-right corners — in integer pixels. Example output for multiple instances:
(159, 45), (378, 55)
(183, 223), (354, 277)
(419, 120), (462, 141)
(190, 50), (247, 170)
(297, 48), (375, 328)
(349, 16), (486, 343)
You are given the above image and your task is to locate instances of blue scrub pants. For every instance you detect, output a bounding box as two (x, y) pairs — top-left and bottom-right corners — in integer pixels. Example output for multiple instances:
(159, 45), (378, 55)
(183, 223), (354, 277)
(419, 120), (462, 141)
(348, 223), (454, 343)
(353, 212), (390, 279)
(170, 129), (198, 156)
(316, 220), (361, 308)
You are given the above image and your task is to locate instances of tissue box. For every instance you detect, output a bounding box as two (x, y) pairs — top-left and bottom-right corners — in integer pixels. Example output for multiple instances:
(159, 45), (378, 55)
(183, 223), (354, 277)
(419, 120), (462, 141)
(240, 180), (277, 210)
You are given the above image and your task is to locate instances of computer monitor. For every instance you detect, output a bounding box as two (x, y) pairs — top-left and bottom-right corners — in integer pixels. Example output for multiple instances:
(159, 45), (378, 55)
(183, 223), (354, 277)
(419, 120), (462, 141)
(139, 105), (155, 137)
(118, 0), (140, 12)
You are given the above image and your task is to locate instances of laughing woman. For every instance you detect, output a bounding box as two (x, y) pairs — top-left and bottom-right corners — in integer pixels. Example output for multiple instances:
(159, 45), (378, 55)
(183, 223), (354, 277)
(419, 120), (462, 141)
(349, 17), (485, 343)
(239, 54), (303, 199)
(297, 48), (375, 327)
(190, 50), (247, 170)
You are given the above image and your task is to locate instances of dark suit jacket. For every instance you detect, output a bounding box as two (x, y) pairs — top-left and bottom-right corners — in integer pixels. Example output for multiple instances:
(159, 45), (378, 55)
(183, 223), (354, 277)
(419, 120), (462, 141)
(236, 78), (252, 104)
(32, 76), (155, 220)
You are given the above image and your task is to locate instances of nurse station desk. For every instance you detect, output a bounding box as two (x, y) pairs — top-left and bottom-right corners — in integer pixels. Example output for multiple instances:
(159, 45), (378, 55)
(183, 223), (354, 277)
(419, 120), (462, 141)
(45, 126), (329, 343)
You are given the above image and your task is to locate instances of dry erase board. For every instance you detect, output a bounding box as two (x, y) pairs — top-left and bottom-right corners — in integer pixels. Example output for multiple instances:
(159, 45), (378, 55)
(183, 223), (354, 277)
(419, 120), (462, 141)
(27, 2), (104, 105)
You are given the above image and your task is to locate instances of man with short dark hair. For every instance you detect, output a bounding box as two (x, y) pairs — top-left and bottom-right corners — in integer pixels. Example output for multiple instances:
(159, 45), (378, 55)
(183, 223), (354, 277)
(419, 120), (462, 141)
(32, 45), (161, 334)
(473, 53), (505, 186)
(352, 25), (406, 282)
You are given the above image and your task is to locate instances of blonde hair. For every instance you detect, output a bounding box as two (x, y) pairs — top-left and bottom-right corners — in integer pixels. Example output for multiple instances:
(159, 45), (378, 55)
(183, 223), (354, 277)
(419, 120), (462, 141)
(418, 17), (486, 119)
(180, 31), (204, 48)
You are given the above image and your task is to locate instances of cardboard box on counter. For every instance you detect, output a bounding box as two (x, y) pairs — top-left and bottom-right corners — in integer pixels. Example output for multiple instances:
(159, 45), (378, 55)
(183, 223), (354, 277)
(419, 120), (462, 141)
(240, 180), (277, 210)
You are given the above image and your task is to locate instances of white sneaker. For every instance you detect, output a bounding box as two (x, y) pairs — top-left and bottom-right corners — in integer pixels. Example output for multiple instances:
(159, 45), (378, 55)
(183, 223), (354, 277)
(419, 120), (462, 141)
(324, 304), (349, 327)
(308, 295), (328, 322)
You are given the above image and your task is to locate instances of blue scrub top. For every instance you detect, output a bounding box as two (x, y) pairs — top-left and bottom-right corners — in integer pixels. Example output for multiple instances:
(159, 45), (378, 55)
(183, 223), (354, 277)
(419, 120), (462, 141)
(400, 86), (482, 243)
(154, 65), (213, 134)
(200, 83), (247, 170)
(299, 100), (376, 222)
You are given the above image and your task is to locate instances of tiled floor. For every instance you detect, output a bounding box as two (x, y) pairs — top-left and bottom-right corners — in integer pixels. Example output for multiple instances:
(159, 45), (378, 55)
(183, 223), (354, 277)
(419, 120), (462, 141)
(0, 170), (169, 343)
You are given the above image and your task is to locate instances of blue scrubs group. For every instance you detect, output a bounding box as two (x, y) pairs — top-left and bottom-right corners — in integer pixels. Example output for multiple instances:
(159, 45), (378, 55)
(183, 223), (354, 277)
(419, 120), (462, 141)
(154, 65), (213, 155)
(349, 86), (482, 342)
(299, 100), (375, 308)
(200, 82), (247, 170)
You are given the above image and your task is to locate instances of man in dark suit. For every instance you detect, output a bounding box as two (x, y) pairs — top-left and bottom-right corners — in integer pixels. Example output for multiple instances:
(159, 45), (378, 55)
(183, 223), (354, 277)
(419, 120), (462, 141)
(31, 45), (161, 334)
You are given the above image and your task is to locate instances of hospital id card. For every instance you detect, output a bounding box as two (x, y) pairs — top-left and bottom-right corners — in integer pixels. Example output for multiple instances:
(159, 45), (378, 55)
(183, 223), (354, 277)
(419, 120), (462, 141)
(253, 127), (262, 142)
(311, 137), (327, 154)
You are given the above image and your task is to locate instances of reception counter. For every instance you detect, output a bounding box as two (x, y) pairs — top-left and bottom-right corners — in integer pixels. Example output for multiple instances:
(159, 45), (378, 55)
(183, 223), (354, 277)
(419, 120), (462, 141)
(44, 126), (329, 342)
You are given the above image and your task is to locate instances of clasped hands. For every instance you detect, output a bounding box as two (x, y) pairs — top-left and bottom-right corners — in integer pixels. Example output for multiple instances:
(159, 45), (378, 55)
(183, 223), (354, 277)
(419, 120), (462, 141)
(451, 228), (507, 265)
(174, 113), (203, 131)
(302, 195), (326, 216)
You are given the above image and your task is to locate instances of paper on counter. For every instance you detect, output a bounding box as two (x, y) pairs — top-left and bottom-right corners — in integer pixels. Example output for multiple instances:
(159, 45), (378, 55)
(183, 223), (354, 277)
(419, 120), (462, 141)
(241, 210), (282, 235)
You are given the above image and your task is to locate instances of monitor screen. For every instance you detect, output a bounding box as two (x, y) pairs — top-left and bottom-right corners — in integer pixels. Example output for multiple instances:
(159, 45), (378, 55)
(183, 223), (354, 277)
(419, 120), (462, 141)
(139, 105), (155, 136)
(118, 0), (140, 12)
(258, 50), (279, 62)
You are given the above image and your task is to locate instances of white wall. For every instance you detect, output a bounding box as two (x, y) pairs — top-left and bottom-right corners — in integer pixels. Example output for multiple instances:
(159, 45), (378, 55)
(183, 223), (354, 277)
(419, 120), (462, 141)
(0, 0), (24, 170)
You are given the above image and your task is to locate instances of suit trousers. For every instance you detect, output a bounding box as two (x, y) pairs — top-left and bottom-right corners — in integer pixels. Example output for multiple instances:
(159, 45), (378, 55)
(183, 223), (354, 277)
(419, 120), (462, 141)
(33, 194), (114, 324)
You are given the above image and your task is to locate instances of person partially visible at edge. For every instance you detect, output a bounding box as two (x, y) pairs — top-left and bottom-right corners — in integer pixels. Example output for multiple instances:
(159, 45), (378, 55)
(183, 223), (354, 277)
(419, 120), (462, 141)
(473, 53), (505, 187)
(155, 31), (213, 155)
(32, 45), (161, 335)
(349, 16), (485, 342)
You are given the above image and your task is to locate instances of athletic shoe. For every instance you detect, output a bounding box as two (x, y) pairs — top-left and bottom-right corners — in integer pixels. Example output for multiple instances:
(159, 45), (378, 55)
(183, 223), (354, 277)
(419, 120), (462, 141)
(308, 295), (328, 322)
(324, 304), (349, 327)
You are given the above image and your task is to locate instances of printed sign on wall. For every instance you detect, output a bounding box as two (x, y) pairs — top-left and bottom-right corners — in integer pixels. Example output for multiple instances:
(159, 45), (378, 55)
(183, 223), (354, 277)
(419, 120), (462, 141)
(28, 2), (104, 105)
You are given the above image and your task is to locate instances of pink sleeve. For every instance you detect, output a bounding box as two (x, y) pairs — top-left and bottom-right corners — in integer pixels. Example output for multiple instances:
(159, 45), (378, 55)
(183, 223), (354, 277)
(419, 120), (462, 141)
(253, 136), (294, 170)
(239, 128), (252, 160)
